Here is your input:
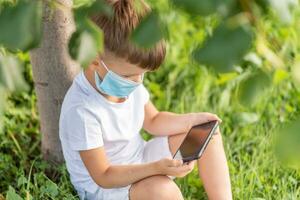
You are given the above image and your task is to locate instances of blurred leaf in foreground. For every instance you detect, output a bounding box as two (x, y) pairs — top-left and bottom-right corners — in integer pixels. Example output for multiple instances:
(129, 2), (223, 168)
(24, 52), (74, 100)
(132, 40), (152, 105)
(69, 19), (103, 68)
(237, 69), (272, 106)
(130, 10), (167, 49)
(275, 117), (300, 170)
(193, 21), (253, 73)
(69, 0), (111, 68)
(0, 54), (29, 92)
(0, 0), (42, 51)
(171, 0), (234, 16)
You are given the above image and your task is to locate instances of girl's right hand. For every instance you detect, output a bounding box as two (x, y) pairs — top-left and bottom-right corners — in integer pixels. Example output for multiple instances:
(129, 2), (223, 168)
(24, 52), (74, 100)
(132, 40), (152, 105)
(154, 158), (195, 178)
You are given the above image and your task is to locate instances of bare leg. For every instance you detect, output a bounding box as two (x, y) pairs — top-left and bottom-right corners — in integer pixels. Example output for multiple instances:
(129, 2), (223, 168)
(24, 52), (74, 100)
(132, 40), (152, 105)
(129, 175), (184, 200)
(168, 130), (232, 200)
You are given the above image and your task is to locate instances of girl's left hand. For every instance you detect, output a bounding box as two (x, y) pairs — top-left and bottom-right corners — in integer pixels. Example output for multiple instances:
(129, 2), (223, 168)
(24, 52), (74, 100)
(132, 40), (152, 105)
(189, 112), (222, 128)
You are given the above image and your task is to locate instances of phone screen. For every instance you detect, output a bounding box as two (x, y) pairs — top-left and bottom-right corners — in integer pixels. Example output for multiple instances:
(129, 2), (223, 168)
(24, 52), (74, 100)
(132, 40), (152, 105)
(174, 120), (218, 162)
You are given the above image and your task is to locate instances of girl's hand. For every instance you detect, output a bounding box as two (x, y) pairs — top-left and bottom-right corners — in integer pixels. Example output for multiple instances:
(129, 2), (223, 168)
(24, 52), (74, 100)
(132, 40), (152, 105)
(154, 158), (196, 178)
(189, 112), (222, 128)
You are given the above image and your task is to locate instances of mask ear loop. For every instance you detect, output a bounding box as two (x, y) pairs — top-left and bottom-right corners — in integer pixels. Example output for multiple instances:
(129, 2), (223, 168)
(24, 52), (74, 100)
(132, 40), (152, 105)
(100, 59), (109, 72)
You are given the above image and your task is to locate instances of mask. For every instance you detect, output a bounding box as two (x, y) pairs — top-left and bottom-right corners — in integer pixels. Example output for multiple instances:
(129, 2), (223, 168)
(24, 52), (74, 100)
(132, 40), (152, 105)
(94, 59), (144, 98)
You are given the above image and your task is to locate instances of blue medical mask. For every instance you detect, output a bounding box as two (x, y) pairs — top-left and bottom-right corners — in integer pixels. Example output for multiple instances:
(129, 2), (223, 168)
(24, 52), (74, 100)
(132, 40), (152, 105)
(94, 59), (144, 98)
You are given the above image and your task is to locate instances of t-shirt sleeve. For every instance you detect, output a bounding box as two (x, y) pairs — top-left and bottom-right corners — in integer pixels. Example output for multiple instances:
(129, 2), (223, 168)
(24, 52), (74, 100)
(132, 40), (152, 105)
(62, 105), (104, 151)
(140, 84), (150, 105)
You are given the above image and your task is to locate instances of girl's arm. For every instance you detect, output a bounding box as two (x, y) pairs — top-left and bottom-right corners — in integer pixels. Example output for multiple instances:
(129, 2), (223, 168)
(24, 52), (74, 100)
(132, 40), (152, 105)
(79, 146), (194, 189)
(80, 147), (156, 188)
(143, 101), (221, 136)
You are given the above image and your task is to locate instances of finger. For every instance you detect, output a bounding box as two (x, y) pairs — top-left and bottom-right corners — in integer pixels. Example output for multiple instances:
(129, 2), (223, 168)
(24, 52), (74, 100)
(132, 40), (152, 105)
(170, 159), (183, 167)
(202, 112), (222, 122)
(187, 161), (195, 169)
(177, 163), (193, 172)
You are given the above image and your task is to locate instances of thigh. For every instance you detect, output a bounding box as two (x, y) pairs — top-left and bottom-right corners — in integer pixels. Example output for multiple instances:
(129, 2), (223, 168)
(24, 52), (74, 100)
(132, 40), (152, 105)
(129, 175), (184, 200)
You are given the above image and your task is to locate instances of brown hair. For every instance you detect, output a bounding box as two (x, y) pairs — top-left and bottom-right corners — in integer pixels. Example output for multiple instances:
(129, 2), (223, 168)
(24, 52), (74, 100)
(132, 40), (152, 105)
(90, 0), (166, 71)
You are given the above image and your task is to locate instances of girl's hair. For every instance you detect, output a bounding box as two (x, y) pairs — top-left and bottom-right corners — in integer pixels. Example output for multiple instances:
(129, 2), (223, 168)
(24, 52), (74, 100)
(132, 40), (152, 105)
(90, 0), (166, 71)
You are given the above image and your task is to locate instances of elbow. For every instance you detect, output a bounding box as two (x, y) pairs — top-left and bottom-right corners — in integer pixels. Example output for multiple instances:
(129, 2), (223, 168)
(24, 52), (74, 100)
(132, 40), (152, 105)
(93, 168), (115, 189)
(93, 177), (115, 189)
(95, 181), (114, 189)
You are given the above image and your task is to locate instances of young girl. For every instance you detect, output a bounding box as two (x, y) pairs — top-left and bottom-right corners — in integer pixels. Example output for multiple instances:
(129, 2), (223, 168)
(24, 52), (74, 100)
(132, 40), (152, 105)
(59, 0), (232, 199)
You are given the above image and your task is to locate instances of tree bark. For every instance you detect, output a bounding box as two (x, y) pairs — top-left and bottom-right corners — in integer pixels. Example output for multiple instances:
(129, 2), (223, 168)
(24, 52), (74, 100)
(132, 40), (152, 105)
(30, 0), (80, 164)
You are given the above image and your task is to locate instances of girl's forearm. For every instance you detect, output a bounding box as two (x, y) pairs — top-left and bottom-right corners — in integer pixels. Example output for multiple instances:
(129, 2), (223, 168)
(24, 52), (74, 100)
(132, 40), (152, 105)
(96, 162), (159, 188)
(147, 111), (196, 136)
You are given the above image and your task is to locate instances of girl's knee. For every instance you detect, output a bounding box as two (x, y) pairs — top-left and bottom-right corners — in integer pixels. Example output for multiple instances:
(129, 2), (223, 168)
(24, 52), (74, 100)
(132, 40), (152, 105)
(129, 175), (183, 200)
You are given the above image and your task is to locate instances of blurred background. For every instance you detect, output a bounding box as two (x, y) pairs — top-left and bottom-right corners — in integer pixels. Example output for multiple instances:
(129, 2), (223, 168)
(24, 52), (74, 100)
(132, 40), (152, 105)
(0, 0), (300, 199)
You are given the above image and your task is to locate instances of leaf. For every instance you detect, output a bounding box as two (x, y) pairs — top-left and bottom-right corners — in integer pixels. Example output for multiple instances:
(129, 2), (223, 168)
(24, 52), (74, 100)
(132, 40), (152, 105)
(130, 10), (167, 49)
(0, 1), (42, 51)
(17, 175), (27, 187)
(74, 0), (113, 23)
(237, 70), (271, 106)
(193, 22), (253, 73)
(40, 180), (58, 198)
(6, 186), (23, 200)
(244, 52), (262, 67)
(171, 0), (234, 16)
(0, 54), (29, 92)
(69, 18), (104, 68)
(70, 0), (109, 68)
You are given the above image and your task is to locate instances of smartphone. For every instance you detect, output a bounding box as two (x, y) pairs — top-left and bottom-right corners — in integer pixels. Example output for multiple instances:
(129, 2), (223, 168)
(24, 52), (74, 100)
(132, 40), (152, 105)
(173, 120), (219, 163)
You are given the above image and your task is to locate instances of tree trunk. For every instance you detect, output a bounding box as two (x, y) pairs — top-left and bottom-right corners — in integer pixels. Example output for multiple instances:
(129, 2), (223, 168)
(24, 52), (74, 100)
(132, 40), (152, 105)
(30, 0), (80, 164)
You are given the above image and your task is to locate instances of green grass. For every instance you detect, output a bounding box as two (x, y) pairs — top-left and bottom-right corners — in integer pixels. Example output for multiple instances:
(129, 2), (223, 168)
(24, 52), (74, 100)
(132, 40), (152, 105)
(1, 1), (300, 199)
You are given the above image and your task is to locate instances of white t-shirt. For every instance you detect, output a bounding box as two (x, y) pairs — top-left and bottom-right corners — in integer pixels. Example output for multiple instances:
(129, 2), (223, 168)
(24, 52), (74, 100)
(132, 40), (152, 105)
(59, 70), (150, 194)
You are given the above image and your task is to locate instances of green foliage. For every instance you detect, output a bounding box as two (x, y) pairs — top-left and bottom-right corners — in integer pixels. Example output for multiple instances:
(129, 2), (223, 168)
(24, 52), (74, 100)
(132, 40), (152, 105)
(0, 54), (29, 92)
(69, 0), (112, 68)
(130, 10), (167, 49)
(171, 0), (234, 16)
(237, 69), (272, 106)
(6, 186), (23, 200)
(193, 22), (253, 73)
(69, 19), (104, 69)
(0, 0), (42, 51)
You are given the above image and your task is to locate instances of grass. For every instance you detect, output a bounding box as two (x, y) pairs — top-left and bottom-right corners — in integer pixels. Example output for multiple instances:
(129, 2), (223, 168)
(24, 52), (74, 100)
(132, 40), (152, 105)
(1, 1), (300, 199)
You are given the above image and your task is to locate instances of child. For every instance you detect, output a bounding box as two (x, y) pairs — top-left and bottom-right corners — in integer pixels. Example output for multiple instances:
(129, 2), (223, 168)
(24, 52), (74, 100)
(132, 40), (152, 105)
(59, 0), (232, 199)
